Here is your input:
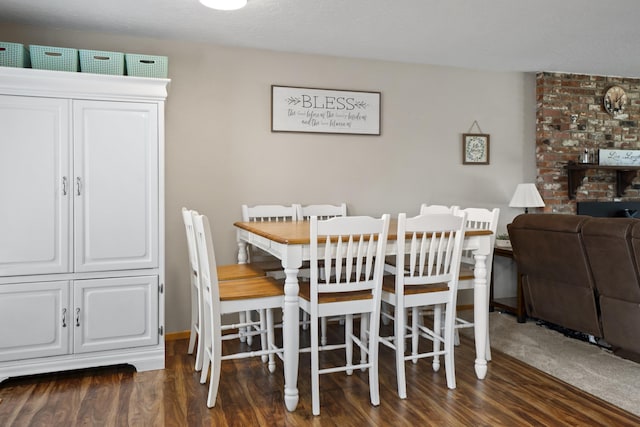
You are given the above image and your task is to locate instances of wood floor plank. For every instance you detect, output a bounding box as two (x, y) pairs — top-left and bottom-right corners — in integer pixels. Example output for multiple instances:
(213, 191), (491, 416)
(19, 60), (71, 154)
(1, 321), (639, 426)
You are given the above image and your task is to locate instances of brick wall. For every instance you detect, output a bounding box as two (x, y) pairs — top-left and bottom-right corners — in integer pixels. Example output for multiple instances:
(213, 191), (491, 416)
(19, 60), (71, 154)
(536, 72), (640, 214)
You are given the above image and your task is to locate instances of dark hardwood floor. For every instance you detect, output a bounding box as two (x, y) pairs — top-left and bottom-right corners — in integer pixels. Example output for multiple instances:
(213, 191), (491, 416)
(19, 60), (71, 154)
(2, 321), (639, 426)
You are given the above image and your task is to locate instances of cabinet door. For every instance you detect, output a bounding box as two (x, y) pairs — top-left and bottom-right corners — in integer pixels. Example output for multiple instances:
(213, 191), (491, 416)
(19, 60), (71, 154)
(73, 276), (159, 353)
(0, 281), (70, 362)
(73, 100), (159, 272)
(0, 95), (71, 276)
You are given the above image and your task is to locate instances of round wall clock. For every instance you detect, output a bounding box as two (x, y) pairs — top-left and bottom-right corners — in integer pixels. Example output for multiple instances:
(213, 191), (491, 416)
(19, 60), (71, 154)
(604, 86), (628, 118)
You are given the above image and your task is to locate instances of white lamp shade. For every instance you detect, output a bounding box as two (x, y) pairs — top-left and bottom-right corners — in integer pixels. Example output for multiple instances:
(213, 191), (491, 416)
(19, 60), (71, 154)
(199, 0), (247, 10)
(509, 183), (545, 209)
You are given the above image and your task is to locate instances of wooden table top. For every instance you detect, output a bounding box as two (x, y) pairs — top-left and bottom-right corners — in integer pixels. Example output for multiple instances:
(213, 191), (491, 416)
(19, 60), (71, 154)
(234, 219), (492, 245)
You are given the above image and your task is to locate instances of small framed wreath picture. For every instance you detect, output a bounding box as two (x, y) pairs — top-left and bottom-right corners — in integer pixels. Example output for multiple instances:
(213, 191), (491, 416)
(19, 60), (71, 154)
(462, 133), (490, 165)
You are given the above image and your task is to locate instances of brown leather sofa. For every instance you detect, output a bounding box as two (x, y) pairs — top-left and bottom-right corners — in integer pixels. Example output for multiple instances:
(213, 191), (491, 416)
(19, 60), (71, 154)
(582, 217), (640, 362)
(508, 214), (640, 362)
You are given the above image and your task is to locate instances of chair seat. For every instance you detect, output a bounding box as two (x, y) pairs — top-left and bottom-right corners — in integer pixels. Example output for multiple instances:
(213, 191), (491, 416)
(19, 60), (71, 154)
(217, 263), (265, 281)
(298, 282), (372, 303)
(386, 253), (462, 266)
(458, 265), (475, 281)
(250, 259), (285, 272)
(382, 275), (449, 294)
(220, 277), (284, 301)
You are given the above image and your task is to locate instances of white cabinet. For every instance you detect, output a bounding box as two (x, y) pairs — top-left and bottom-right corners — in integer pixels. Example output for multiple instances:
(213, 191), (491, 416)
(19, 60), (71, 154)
(73, 100), (159, 272)
(74, 276), (159, 353)
(0, 67), (168, 382)
(0, 277), (158, 362)
(0, 96), (71, 276)
(0, 281), (70, 362)
(0, 97), (159, 276)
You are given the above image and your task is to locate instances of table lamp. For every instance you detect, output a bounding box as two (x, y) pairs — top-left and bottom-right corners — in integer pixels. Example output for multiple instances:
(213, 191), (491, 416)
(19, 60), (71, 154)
(509, 183), (545, 213)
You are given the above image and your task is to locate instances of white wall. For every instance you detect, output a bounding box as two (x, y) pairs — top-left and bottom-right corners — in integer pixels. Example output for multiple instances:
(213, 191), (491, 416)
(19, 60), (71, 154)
(0, 23), (537, 332)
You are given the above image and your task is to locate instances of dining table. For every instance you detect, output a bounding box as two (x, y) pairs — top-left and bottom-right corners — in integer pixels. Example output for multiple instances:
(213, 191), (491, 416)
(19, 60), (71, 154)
(234, 218), (493, 412)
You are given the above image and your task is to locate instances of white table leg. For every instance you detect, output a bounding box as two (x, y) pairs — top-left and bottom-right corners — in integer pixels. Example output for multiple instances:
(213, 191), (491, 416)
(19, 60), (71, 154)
(236, 237), (249, 342)
(473, 253), (488, 379)
(282, 266), (300, 412)
(237, 239), (248, 264)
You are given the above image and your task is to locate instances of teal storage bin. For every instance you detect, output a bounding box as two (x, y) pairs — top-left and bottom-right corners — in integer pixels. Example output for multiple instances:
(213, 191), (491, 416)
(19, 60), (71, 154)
(125, 53), (168, 78)
(79, 49), (125, 75)
(0, 42), (31, 68)
(29, 45), (78, 72)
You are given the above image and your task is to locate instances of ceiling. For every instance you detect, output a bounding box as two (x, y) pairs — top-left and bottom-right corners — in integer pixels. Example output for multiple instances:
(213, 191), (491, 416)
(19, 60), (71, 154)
(3, 0), (640, 77)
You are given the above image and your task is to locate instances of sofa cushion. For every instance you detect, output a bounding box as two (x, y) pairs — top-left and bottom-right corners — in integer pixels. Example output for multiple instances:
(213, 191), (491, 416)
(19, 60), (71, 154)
(508, 214), (602, 337)
(508, 214), (593, 284)
(583, 218), (639, 301)
(582, 217), (640, 357)
(600, 297), (640, 360)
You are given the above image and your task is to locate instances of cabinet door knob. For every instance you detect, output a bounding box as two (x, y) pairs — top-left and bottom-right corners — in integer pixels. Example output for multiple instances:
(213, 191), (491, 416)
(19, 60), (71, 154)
(75, 307), (81, 327)
(62, 177), (68, 195)
(62, 308), (67, 328)
(76, 177), (82, 196)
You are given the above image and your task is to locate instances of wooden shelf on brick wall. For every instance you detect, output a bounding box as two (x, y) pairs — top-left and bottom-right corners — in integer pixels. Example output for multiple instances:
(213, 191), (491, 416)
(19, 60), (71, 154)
(566, 161), (640, 199)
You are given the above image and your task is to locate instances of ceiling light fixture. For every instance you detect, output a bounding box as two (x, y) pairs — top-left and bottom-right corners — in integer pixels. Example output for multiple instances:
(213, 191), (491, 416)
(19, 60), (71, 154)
(199, 0), (247, 11)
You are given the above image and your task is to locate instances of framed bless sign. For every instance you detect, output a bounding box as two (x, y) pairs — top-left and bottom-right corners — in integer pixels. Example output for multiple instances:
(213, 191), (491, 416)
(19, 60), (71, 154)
(462, 133), (490, 165)
(271, 85), (381, 135)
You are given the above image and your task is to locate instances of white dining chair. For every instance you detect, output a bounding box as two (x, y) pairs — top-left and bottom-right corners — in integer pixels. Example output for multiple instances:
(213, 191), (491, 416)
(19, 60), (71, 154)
(242, 203), (298, 223)
(380, 211), (467, 398)
(419, 203), (460, 215)
(295, 203), (347, 220)
(452, 206), (500, 359)
(381, 203), (459, 326)
(294, 203), (348, 342)
(299, 214), (390, 415)
(182, 207), (266, 371)
(241, 204), (297, 273)
(192, 211), (284, 408)
(239, 204), (297, 344)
